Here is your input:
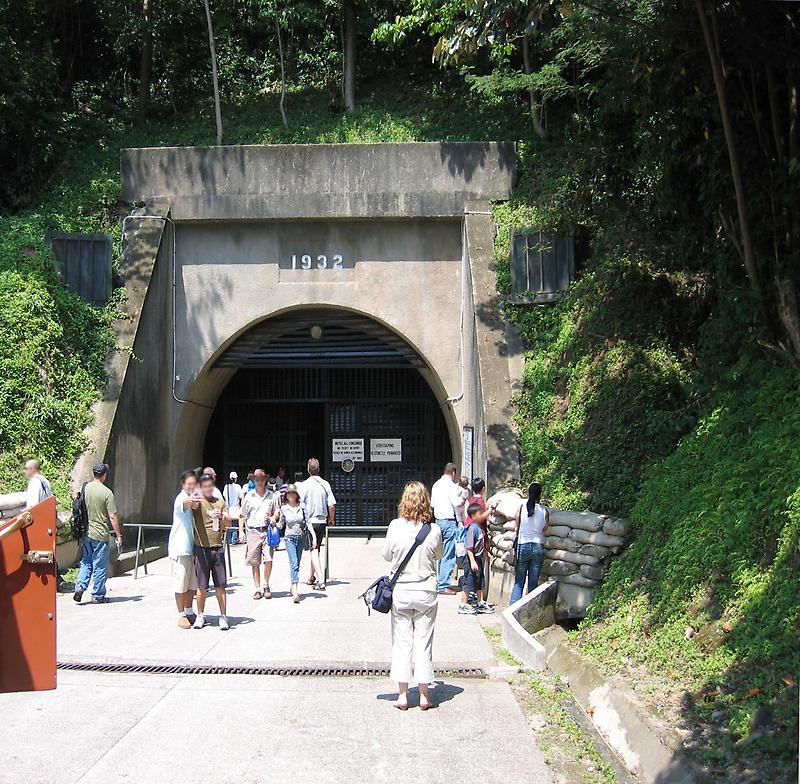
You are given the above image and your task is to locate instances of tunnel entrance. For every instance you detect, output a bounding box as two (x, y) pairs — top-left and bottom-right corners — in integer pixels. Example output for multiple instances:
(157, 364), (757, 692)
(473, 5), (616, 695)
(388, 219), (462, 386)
(203, 310), (452, 526)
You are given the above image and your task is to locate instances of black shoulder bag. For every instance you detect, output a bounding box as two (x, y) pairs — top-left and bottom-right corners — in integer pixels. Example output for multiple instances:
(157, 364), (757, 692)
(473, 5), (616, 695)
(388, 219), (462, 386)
(359, 522), (431, 615)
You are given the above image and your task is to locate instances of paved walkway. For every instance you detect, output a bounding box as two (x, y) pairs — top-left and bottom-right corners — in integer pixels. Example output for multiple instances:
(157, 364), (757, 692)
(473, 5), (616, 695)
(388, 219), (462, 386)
(1, 536), (554, 784)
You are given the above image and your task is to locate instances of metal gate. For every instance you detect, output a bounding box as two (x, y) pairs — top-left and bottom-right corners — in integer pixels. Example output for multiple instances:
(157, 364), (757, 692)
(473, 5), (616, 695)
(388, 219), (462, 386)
(205, 367), (451, 526)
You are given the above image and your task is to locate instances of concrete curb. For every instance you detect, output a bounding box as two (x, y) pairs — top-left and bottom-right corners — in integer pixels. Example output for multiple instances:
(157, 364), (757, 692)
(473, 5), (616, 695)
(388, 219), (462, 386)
(547, 642), (700, 784)
(501, 580), (558, 670)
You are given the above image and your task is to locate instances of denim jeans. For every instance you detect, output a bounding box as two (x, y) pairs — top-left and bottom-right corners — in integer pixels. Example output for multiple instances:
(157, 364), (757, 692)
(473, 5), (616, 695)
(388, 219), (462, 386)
(75, 537), (110, 598)
(436, 518), (458, 592)
(511, 542), (546, 604)
(285, 534), (304, 584)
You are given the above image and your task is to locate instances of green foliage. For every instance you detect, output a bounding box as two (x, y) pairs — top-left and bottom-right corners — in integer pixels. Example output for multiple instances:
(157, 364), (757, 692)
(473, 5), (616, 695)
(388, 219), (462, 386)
(574, 355), (800, 774)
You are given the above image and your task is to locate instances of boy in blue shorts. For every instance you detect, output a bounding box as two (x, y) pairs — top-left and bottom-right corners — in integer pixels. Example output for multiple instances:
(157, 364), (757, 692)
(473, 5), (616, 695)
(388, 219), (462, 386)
(458, 502), (494, 615)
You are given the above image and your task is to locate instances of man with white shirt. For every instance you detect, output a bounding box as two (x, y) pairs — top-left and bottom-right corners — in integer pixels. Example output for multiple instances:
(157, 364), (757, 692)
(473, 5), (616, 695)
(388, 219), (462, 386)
(24, 459), (52, 509)
(431, 462), (461, 594)
(169, 469), (201, 629)
(298, 457), (336, 590)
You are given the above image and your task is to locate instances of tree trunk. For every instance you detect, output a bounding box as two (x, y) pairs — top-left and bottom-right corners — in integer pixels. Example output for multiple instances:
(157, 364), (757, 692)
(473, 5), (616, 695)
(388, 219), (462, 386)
(276, 16), (288, 128)
(522, 34), (545, 138)
(203, 0), (223, 145)
(694, 0), (760, 300)
(138, 0), (153, 118)
(342, 0), (356, 113)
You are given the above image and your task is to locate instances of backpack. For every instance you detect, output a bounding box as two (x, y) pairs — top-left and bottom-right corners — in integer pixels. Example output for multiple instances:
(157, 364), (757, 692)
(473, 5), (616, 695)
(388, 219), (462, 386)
(70, 482), (89, 541)
(455, 523), (469, 564)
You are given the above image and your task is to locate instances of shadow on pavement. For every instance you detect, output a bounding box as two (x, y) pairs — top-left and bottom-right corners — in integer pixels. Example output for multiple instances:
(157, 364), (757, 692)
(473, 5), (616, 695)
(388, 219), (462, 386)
(377, 682), (465, 708)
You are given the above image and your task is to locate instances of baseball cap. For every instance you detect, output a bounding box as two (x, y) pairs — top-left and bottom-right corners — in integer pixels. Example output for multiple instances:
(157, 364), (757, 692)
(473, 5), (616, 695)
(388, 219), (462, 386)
(229, 471), (238, 480)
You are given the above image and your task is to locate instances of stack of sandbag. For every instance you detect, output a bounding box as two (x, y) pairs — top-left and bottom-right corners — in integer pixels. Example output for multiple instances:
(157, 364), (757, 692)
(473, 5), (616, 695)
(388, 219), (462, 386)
(485, 489), (630, 597)
(540, 510), (628, 589)
(0, 491), (26, 520)
(486, 489), (524, 572)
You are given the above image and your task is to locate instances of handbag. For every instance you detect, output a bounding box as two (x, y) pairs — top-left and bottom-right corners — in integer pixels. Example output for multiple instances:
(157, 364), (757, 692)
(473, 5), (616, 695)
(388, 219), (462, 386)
(301, 507), (313, 549)
(359, 522), (431, 615)
(267, 522), (281, 548)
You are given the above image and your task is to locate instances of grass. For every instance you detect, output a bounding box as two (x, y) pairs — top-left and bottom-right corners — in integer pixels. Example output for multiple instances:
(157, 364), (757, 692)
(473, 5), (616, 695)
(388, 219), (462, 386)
(483, 626), (619, 784)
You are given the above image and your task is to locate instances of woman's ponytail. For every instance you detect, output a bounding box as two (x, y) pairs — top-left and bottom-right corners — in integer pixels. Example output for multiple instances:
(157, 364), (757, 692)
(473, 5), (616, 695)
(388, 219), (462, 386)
(526, 482), (542, 517)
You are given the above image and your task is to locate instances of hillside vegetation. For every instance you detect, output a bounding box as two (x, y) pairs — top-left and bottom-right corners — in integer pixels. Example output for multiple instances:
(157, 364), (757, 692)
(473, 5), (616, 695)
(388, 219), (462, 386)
(1, 1), (797, 780)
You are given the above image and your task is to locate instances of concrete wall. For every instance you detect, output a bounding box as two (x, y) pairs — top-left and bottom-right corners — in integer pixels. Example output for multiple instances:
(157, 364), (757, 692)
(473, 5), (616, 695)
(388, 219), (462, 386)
(121, 142), (516, 220)
(105, 142), (518, 522)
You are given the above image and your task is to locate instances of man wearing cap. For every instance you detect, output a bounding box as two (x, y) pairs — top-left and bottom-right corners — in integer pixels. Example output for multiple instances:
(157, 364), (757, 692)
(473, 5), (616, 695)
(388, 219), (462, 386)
(203, 466), (223, 500)
(222, 471), (243, 544)
(73, 463), (122, 604)
(240, 469), (280, 599)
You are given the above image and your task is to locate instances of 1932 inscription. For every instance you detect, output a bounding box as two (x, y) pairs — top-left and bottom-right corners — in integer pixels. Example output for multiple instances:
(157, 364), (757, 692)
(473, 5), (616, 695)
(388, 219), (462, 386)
(290, 253), (345, 270)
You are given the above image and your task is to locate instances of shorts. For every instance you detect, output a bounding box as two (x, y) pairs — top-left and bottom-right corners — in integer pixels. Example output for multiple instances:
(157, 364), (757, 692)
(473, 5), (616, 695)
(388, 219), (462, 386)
(463, 556), (484, 595)
(194, 546), (227, 590)
(171, 554), (198, 593)
(311, 523), (326, 551)
(245, 529), (274, 566)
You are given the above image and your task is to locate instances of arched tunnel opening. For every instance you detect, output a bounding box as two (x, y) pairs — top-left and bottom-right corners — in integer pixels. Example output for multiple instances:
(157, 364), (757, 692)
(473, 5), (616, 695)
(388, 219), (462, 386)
(203, 309), (453, 526)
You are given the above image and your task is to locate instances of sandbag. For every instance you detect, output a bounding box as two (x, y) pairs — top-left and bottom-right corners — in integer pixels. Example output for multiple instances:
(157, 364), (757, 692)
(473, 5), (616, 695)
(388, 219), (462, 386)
(494, 538), (514, 552)
(567, 528), (626, 549)
(549, 509), (604, 533)
(500, 550), (516, 566)
(602, 517), (630, 537)
(0, 492), (27, 512)
(558, 572), (601, 588)
(546, 525), (572, 539)
(541, 558), (578, 576)
(578, 544), (613, 560)
(547, 549), (599, 567)
(579, 564), (605, 581)
(503, 520), (517, 532)
(487, 491), (524, 522)
(544, 536), (580, 553)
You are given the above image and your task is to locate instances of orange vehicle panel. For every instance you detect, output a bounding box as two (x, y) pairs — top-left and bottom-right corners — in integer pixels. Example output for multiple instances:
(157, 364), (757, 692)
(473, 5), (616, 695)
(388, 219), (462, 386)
(0, 496), (57, 692)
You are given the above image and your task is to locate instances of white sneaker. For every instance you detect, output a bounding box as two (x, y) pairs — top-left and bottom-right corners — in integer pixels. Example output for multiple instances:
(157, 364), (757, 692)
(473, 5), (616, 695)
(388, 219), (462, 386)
(219, 615), (230, 631)
(458, 603), (476, 615)
(475, 601), (495, 614)
(193, 614), (206, 629)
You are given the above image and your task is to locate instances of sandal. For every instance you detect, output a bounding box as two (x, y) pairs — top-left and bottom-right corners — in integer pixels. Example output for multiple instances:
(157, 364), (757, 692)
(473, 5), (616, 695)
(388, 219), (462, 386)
(252, 590), (263, 600)
(317, 582), (326, 591)
(308, 575), (317, 586)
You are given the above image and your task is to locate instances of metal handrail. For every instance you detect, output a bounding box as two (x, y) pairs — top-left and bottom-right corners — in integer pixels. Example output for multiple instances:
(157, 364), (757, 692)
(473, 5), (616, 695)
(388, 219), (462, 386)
(123, 522), (234, 580)
(0, 511), (33, 543)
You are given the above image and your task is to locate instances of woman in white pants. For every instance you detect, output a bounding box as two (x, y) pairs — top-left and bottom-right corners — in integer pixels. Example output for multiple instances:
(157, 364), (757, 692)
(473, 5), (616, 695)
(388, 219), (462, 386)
(382, 481), (443, 710)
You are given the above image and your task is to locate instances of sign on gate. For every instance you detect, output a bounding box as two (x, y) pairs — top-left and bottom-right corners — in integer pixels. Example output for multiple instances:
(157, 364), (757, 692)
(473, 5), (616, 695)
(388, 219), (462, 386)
(370, 438), (402, 462)
(332, 438), (364, 462)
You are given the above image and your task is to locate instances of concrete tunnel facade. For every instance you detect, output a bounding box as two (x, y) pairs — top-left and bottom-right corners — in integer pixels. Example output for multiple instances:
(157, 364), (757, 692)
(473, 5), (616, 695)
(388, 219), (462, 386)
(75, 142), (523, 525)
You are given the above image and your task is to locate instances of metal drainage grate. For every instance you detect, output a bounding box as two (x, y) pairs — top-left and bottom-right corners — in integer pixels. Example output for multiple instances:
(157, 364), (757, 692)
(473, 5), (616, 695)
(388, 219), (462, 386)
(57, 661), (487, 679)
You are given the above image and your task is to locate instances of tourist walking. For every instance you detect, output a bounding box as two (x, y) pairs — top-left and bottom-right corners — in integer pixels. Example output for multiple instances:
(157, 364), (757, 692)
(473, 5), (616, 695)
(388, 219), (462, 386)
(191, 473), (231, 629)
(23, 459), (52, 509)
(169, 469), (201, 628)
(223, 471), (243, 544)
(511, 482), (549, 603)
(382, 481), (442, 711)
(298, 458), (335, 590)
(240, 469), (280, 599)
(73, 463), (122, 604)
(431, 462), (461, 594)
(278, 484), (316, 603)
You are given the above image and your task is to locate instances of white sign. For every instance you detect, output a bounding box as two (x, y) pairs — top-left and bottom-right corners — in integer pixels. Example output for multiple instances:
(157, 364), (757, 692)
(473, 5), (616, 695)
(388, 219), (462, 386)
(462, 426), (474, 479)
(332, 438), (364, 462)
(370, 438), (402, 462)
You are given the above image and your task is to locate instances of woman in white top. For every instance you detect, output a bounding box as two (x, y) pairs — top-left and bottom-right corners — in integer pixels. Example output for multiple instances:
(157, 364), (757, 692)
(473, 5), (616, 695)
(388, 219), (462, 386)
(511, 482), (550, 603)
(382, 481), (443, 711)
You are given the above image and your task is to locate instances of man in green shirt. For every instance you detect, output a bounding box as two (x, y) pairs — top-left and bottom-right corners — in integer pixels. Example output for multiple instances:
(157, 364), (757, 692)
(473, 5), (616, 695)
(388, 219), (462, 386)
(73, 463), (122, 604)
